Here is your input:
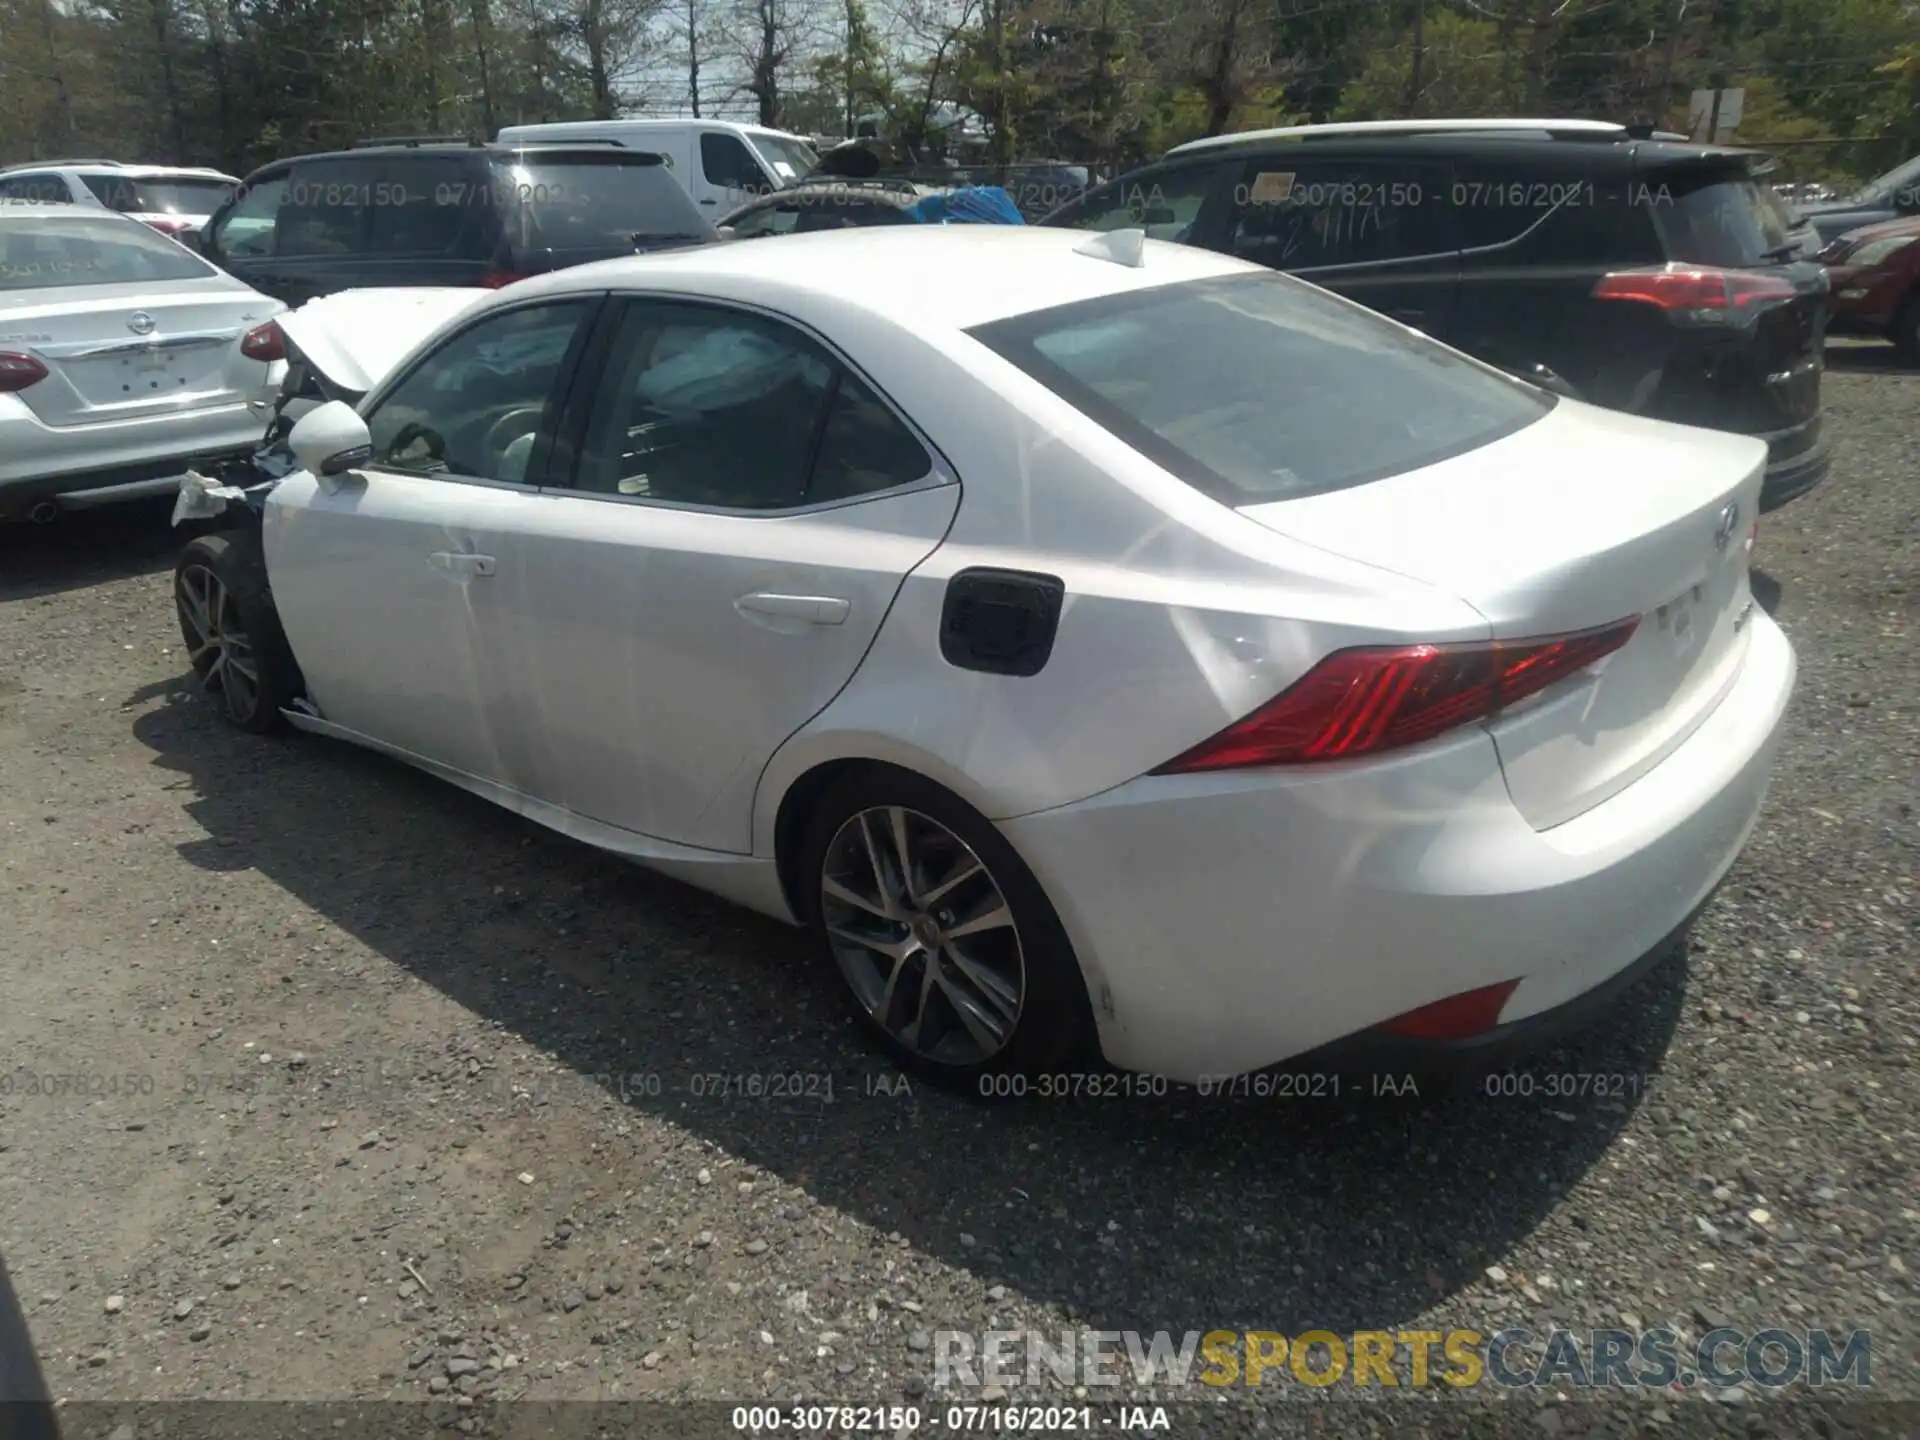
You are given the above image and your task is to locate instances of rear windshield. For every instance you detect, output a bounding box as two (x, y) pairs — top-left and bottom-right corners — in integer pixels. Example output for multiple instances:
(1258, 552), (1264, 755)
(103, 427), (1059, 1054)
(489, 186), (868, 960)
(1650, 171), (1793, 265)
(969, 272), (1552, 505)
(80, 174), (236, 216)
(492, 154), (714, 250)
(0, 212), (214, 290)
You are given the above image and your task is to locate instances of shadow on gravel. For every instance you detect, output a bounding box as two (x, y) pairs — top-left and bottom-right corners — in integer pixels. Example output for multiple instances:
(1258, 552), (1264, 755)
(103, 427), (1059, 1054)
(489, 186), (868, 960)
(0, 1254), (59, 1439)
(1753, 568), (1784, 615)
(0, 498), (183, 603)
(130, 679), (1685, 1338)
(1822, 342), (1918, 376)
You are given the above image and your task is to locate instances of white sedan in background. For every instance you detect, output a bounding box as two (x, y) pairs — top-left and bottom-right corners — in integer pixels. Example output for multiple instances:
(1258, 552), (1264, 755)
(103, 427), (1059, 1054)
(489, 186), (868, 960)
(169, 225), (1794, 1088)
(1, 205), (283, 521)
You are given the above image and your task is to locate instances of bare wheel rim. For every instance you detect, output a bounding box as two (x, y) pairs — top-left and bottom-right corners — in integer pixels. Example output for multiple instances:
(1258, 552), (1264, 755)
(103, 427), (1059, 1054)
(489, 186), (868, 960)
(177, 564), (260, 723)
(819, 806), (1025, 1066)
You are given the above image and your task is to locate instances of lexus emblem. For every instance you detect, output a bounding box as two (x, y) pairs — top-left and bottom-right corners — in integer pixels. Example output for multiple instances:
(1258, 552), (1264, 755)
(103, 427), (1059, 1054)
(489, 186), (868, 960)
(1713, 501), (1740, 552)
(127, 311), (156, 336)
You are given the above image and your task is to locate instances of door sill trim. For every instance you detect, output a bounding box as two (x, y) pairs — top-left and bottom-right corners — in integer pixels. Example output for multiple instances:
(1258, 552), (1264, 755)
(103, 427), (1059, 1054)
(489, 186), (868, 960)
(277, 711), (793, 925)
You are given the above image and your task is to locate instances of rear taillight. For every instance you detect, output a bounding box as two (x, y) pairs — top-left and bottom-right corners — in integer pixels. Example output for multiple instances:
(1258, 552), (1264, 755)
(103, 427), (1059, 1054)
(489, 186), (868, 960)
(240, 320), (286, 363)
(1373, 979), (1520, 1040)
(480, 269), (526, 289)
(0, 351), (49, 392)
(1593, 264), (1798, 314)
(144, 217), (194, 235)
(1151, 618), (1641, 774)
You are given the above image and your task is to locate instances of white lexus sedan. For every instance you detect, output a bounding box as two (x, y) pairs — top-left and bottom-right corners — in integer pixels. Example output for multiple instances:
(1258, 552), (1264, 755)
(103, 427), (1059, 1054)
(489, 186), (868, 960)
(1, 205), (283, 522)
(168, 225), (1795, 1089)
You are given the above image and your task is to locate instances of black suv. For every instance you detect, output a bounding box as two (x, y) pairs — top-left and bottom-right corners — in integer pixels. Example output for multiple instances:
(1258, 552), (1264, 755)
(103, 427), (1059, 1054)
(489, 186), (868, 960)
(1042, 120), (1830, 511)
(196, 139), (715, 307)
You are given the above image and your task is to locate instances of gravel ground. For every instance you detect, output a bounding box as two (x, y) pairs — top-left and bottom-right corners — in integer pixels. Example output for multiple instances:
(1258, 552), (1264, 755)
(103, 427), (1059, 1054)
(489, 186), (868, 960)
(0, 351), (1913, 1437)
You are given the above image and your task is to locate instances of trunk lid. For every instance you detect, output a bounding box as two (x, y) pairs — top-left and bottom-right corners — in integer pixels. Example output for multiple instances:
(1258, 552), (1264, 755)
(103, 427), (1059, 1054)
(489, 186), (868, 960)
(1237, 398), (1767, 828)
(5, 280), (279, 428)
(275, 286), (490, 398)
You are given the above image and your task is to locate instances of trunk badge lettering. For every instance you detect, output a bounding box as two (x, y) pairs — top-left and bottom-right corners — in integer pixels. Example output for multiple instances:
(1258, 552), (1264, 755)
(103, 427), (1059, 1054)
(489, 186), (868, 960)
(127, 311), (156, 335)
(1714, 501), (1740, 553)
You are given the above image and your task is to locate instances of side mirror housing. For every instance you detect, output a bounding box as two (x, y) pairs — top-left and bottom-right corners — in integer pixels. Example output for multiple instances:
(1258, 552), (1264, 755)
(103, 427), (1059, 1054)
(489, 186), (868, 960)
(289, 400), (372, 478)
(715, 225), (738, 240)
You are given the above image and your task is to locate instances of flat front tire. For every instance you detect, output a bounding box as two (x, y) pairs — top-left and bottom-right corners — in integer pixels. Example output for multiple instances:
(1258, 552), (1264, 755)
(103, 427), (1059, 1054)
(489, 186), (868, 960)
(797, 765), (1095, 1091)
(173, 532), (300, 734)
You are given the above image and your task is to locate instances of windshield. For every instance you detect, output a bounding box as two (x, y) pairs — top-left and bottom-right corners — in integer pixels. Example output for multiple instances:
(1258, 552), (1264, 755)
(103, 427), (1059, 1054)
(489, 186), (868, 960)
(968, 272), (1551, 505)
(80, 174), (236, 216)
(493, 154), (714, 251)
(750, 135), (820, 184)
(1650, 173), (1792, 264)
(1850, 153), (1920, 205)
(0, 211), (214, 290)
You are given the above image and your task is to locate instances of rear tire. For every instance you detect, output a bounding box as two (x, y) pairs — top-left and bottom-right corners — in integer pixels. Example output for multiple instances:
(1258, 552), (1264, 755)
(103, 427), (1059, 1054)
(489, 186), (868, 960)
(796, 765), (1095, 1092)
(1892, 292), (1920, 365)
(173, 532), (301, 734)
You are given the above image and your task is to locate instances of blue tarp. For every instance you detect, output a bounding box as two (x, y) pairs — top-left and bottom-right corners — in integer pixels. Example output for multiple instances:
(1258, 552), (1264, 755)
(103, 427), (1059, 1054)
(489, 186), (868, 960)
(904, 186), (1026, 226)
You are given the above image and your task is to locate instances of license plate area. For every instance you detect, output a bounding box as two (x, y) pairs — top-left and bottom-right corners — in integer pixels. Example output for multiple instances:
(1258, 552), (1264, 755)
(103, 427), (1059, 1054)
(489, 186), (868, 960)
(1651, 582), (1708, 650)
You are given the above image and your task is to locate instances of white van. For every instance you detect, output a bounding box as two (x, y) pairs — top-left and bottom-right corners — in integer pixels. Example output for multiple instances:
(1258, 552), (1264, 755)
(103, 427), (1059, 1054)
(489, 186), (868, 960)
(494, 119), (820, 216)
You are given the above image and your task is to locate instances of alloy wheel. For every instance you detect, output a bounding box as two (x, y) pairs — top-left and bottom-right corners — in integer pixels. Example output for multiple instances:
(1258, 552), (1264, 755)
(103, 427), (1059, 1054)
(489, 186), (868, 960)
(819, 806), (1025, 1066)
(177, 564), (262, 725)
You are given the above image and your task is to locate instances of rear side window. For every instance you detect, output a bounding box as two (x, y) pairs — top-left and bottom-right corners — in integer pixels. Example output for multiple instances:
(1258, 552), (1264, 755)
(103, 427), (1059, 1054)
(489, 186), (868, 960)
(0, 174), (73, 204)
(0, 213), (215, 290)
(1647, 170), (1792, 265)
(1450, 159), (1631, 264)
(969, 272), (1551, 504)
(366, 158), (491, 256)
(1223, 159), (1453, 269)
(493, 155), (713, 251)
(278, 160), (370, 257)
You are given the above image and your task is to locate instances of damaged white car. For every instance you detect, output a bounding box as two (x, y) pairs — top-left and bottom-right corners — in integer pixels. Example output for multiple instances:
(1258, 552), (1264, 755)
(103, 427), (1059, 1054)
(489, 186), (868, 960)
(170, 228), (1794, 1091)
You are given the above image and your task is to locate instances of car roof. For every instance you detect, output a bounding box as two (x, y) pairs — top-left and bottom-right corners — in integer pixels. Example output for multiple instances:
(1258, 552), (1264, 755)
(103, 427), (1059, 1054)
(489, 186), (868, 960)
(78, 164), (239, 180)
(238, 143), (673, 177)
(1167, 117), (1628, 155)
(0, 161), (236, 179)
(502, 224), (1253, 331)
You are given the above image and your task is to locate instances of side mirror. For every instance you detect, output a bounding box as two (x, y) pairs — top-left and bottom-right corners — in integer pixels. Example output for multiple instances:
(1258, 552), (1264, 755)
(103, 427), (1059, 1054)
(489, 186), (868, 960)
(289, 400), (372, 479)
(715, 225), (737, 240)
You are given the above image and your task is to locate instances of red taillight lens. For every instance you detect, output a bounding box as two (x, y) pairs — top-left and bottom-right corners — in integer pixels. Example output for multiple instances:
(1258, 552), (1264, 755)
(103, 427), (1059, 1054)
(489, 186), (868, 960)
(0, 350), (49, 392)
(240, 320), (286, 363)
(144, 217), (193, 235)
(1593, 265), (1797, 311)
(480, 269), (526, 289)
(1152, 618), (1641, 774)
(1373, 979), (1520, 1040)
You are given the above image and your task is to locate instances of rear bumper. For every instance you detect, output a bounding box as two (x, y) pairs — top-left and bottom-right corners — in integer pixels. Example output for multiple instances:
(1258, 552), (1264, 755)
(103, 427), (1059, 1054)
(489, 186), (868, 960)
(1759, 421), (1832, 512)
(1293, 901), (1697, 1079)
(0, 398), (265, 518)
(1000, 613), (1796, 1083)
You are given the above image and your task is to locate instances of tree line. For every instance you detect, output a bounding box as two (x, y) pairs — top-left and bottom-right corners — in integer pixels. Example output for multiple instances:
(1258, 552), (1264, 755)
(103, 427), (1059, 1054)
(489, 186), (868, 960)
(2, 0), (1914, 183)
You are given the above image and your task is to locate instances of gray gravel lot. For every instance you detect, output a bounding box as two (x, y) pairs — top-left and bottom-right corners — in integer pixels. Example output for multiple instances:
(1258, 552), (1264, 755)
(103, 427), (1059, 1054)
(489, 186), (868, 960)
(0, 351), (1913, 1436)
